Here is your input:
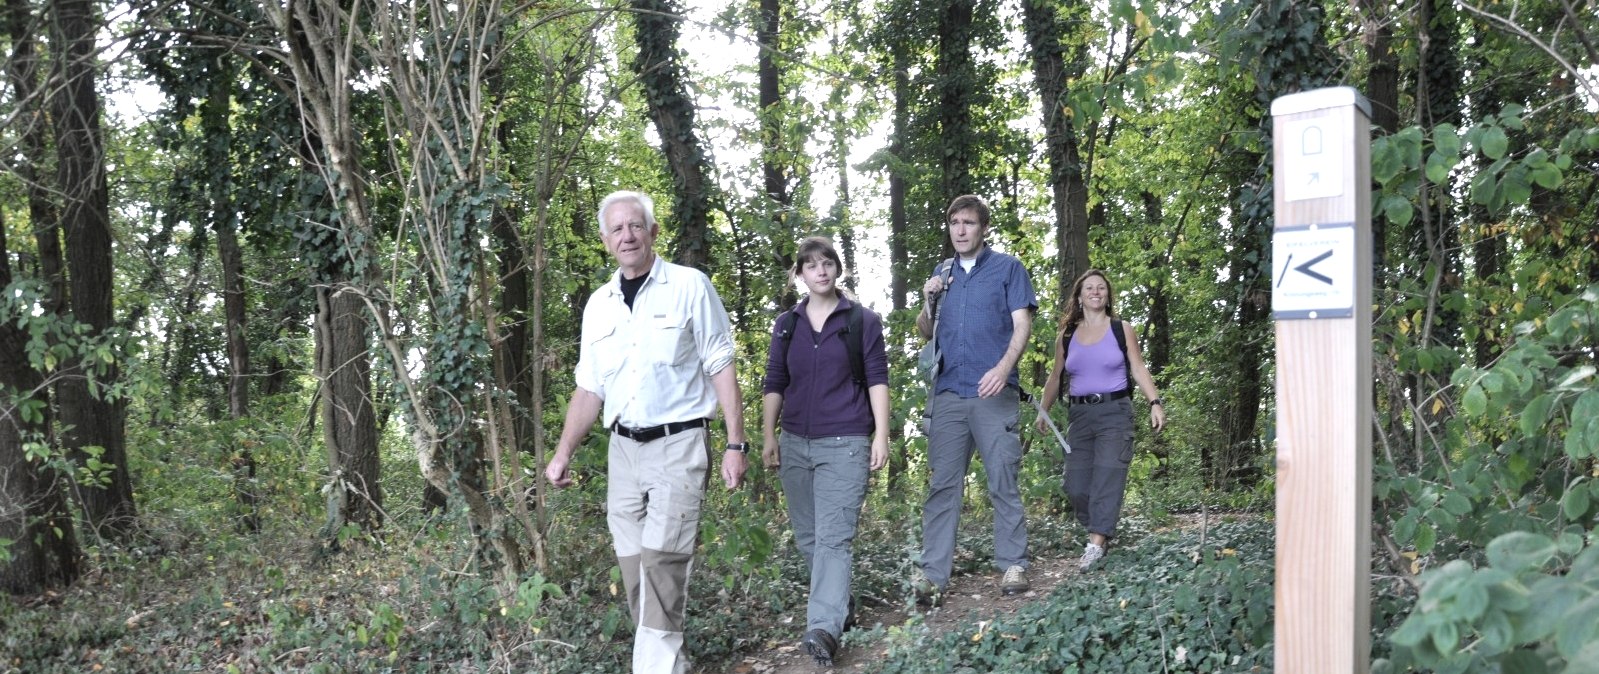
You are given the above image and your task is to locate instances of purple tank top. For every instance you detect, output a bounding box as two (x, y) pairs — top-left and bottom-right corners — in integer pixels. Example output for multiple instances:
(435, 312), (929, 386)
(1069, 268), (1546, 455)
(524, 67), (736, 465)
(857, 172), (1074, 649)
(1064, 329), (1127, 396)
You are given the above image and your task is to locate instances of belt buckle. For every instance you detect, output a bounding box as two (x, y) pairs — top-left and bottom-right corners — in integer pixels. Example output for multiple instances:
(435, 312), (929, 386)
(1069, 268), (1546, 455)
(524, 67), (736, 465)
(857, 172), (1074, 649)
(1086, 393), (1104, 404)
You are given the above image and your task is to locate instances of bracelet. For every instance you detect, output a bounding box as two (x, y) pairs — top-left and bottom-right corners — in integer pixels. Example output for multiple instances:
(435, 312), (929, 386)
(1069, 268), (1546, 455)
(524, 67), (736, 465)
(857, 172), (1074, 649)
(1148, 398), (1164, 407)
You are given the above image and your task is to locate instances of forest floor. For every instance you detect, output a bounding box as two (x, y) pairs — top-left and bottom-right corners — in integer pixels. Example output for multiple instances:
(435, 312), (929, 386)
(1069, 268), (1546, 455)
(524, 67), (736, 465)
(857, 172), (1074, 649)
(734, 553), (1085, 674)
(729, 512), (1219, 674)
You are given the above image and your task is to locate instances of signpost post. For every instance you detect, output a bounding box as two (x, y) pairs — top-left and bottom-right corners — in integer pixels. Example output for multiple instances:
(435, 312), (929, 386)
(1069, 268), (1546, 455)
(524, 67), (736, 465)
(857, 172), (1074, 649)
(1270, 86), (1373, 674)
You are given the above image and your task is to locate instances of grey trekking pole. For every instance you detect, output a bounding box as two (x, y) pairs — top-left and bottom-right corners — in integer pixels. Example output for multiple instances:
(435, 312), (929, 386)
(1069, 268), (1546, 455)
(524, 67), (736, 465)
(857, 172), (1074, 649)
(1020, 389), (1071, 454)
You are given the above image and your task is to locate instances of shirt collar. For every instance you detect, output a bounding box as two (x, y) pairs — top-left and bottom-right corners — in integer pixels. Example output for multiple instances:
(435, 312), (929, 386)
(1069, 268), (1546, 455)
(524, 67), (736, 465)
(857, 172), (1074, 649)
(604, 255), (669, 296)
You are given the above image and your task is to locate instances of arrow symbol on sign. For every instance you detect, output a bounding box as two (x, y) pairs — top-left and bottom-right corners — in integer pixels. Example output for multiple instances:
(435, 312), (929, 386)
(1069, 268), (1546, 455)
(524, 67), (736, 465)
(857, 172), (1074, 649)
(1294, 249), (1335, 285)
(1307, 172), (1320, 185)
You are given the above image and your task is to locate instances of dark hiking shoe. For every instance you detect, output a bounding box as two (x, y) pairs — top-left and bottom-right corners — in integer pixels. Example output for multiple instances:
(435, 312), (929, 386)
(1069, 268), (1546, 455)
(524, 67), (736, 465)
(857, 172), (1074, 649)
(911, 570), (943, 607)
(802, 628), (839, 666)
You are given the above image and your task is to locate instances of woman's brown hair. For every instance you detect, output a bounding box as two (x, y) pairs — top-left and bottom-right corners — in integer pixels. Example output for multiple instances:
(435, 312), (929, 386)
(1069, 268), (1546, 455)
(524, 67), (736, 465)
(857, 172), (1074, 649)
(1060, 268), (1117, 336)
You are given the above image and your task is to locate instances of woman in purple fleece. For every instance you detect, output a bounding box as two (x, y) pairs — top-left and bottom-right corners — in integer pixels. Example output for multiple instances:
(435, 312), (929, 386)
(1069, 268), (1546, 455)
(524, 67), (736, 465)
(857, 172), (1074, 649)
(760, 236), (890, 667)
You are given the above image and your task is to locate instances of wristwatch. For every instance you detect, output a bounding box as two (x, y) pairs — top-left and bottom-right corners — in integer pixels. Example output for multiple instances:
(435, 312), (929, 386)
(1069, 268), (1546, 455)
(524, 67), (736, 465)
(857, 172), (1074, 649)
(1148, 398), (1164, 407)
(726, 442), (750, 454)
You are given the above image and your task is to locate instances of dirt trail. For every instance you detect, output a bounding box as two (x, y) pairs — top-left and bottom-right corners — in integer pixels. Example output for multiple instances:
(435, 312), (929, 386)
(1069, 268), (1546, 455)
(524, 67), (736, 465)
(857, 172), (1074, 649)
(730, 554), (1084, 673)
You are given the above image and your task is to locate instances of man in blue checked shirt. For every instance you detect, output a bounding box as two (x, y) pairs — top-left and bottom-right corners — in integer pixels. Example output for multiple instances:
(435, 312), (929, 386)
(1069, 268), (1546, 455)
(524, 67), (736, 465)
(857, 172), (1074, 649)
(910, 194), (1038, 605)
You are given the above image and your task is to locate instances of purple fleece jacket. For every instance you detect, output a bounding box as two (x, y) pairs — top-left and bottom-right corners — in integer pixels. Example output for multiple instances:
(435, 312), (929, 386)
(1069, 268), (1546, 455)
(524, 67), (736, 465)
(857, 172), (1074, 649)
(761, 296), (889, 438)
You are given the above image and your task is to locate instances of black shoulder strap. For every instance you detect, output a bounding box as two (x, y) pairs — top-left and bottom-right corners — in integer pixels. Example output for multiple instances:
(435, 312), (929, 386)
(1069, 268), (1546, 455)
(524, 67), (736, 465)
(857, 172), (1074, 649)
(1054, 319), (1134, 399)
(776, 310), (799, 368)
(1111, 319), (1133, 393)
(844, 303), (865, 388)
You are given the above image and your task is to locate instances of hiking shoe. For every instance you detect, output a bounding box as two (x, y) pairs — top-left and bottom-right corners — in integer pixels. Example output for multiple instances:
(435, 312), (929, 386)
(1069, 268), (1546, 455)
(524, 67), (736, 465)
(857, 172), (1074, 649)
(911, 570), (942, 607)
(1079, 543), (1105, 571)
(1000, 565), (1029, 596)
(802, 628), (839, 666)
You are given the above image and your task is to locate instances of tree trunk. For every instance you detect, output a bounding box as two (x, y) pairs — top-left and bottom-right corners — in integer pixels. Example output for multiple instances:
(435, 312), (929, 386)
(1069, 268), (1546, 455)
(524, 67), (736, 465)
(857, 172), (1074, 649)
(211, 70), (258, 530)
(632, 0), (714, 271)
(1022, 0), (1092, 300)
(888, 46), (910, 313)
(4, 0), (62, 313)
(935, 0), (976, 200)
(758, 0), (796, 306)
(316, 287), (382, 536)
(52, 0), (136, 536)
(0, 210), (81, 595)
(1353, 0), (1399, 275)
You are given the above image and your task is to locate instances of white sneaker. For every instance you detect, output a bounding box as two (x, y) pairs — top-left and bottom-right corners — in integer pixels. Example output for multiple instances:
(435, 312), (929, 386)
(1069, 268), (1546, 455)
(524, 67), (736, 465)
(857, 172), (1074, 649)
(1078, 543), (1105, 571)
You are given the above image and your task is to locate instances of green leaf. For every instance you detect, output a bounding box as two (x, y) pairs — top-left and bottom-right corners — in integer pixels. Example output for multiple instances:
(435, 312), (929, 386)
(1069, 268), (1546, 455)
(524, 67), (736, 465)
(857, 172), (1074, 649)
(1528, 163), (1567, 190)
(1462, 384), (1487, 416)
(1477, 608), (1514, 656)
(1415, 522), (1438, 555)
(1382, 195), (1415, 227)
(1481, 126), (1510, 159)
(1441, 491), (1472, 516)
(1519, 576), (1580, 642)
(1554, 595), (1599, 659)
(1485, 532), (1557, 572)
(1500, 169), (1532, 206)
(1563, 482), (1590, 519)
(1425, 152), (1453, 183)
(1520, 394), (1552, 436)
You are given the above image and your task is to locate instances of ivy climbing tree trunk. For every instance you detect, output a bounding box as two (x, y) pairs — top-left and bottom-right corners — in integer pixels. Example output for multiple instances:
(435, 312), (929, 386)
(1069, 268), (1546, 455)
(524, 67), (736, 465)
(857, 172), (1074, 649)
(758, 0), (796, 307)
(52, 0), (136, 537)
(633, 0), (714, 271)
(1023, 0), (1092, 300)
(934, 0), (976, 201)
(0, 219), (81, 595)
(264, 0), (384, 543)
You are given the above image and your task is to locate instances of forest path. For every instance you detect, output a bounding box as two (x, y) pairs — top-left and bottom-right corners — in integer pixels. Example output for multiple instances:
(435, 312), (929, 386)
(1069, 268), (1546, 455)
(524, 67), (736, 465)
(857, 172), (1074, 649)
(730, 552), (1086, 674)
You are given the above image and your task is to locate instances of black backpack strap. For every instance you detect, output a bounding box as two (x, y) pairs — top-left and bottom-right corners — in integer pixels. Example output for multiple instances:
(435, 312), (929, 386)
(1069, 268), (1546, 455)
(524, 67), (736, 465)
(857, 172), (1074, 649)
(1111, 319), (1134, 394)
(776, 310), (799, 376)
(844, 303), (866, 388)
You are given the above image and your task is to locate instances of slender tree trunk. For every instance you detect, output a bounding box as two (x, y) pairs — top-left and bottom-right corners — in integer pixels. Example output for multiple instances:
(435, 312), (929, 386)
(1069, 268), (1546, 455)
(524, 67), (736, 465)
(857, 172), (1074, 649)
(52, 0), (136, 536)
(632, 0), (714, 271)
(1023, 0), (1092, 299)
(888, 47), (910, 313)
(1353, 0), (1399, 276)
(211, 75), (258, 531)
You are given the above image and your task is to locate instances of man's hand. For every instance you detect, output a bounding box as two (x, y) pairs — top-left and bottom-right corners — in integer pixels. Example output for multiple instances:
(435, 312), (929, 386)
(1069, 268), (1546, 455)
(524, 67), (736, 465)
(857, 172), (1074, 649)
(1150, 404), (1167, 433)
(545, 452), (574, 489)
(1032, 412), (1052, 436)
(761, 433), (780, 469)
(977, 366), (1009, 398)
(722, 450), (748, 489)
(869, 436), (888, 471)
(922, 275), (946, 299)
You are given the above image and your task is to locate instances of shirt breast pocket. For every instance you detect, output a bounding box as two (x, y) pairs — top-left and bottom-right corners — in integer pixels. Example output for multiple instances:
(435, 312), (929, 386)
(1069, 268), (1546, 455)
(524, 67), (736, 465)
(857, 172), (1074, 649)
(586, 324), (623, 381)
(648, 314), (694, 366)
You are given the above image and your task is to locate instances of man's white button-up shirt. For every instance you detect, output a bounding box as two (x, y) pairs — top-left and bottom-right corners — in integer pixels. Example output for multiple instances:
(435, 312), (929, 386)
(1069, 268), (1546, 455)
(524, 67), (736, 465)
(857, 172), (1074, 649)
(574, 255), (736, 429)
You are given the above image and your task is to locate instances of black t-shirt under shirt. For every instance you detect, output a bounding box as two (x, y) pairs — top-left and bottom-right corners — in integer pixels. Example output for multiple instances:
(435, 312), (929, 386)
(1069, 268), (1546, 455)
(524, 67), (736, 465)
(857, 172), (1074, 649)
(619, 272), (648, 310)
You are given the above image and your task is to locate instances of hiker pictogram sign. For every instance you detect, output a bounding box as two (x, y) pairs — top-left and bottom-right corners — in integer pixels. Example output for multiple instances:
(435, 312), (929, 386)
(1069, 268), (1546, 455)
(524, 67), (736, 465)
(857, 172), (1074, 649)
(1271, 222), (1355, 319)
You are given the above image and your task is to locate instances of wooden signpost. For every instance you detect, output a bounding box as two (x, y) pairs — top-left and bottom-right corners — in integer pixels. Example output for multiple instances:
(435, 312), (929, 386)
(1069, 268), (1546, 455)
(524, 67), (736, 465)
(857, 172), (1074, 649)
(1270, 86), (1373, 673)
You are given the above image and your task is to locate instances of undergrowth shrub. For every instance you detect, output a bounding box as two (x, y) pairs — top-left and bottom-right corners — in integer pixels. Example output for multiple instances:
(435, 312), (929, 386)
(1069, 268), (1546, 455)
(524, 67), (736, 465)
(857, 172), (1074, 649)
(867, 518), (1274, 674)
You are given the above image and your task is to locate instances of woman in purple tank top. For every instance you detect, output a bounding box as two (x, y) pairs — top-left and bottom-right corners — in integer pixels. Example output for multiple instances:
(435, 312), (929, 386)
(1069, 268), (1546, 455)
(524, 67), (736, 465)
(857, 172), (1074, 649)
(1036, 269), (1166, 571)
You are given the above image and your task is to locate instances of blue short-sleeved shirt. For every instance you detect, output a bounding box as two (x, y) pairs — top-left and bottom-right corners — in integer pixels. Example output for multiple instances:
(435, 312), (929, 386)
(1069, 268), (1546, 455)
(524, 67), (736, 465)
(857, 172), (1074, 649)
(932, 246), (1037, 398)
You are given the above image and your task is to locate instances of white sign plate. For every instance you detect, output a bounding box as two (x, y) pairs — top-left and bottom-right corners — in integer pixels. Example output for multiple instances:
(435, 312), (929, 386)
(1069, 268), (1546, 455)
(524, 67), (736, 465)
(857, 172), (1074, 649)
(1281, 118), (1345, 202)
(1272, 223), (1355, 319)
